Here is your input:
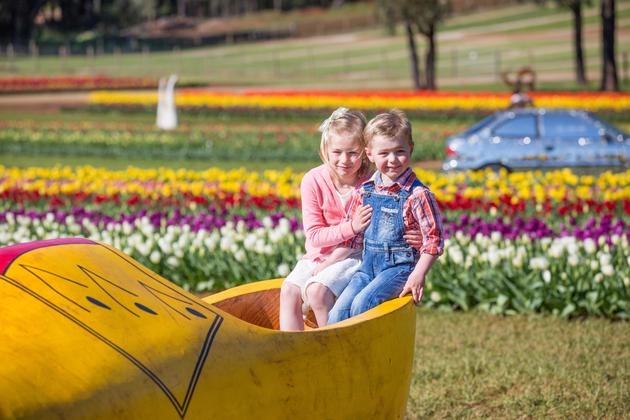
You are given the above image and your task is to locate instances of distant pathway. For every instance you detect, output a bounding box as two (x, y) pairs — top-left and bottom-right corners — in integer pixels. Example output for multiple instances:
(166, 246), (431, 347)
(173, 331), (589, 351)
(0, 92), (90, 110)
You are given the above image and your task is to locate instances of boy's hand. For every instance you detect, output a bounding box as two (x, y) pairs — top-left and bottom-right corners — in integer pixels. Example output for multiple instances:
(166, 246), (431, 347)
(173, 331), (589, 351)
(351, 204), (372, 234)
(403, 229), (422, 248)
(399, 272), (425, 305)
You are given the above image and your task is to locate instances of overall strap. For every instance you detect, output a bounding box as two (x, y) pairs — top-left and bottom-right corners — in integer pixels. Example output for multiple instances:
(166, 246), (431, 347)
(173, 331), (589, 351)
(399, 178), (425, 200)
(362, 181), (376, 193)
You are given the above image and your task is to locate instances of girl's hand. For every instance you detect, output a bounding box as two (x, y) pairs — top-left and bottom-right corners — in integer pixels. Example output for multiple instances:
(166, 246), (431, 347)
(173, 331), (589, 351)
(399, 272), (425, 305)
(403, 229), (422, 248)
(351, 205), (372, 234)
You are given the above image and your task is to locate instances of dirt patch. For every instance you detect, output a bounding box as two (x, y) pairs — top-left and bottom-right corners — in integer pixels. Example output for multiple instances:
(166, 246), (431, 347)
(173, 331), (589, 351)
(0, 92), (90, 111)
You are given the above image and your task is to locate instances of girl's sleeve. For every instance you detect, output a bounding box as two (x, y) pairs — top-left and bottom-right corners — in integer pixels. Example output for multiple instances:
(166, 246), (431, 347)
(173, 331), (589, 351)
(301, 172), (356, 248)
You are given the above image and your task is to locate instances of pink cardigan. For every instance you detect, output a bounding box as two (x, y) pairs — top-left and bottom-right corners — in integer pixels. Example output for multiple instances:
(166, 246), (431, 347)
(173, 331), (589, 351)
(301, 164), (369, 261)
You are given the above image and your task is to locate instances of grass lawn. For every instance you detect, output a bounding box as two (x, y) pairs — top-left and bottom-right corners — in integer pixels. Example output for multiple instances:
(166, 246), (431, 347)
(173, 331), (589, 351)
(408, 309), (630, 418)
(2, 2), (628, 90)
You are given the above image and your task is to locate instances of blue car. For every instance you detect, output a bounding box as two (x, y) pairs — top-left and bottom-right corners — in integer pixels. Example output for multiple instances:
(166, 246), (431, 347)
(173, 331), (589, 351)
(442, 109), (630, 172)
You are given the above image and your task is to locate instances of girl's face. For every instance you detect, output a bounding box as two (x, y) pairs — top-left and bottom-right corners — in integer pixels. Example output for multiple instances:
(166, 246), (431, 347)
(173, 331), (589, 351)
(326, 131), (364, 181)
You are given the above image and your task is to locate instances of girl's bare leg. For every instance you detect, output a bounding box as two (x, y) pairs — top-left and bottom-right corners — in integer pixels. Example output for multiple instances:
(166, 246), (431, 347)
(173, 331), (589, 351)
(279, 282), (304, 331)
(305, 283), (335, 328)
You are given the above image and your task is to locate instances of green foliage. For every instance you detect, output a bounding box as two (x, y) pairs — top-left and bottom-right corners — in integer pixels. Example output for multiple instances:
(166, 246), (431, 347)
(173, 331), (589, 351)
(0, 121), (452, 162)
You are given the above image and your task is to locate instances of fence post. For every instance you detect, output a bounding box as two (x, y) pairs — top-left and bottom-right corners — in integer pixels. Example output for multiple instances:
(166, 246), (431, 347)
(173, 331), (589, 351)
(308, 46), (315, 78)
(381, 48), (388, 79)
(451, 48), (457, 78)
(494, 50), (502, 81)
(29, 40), (38, 58)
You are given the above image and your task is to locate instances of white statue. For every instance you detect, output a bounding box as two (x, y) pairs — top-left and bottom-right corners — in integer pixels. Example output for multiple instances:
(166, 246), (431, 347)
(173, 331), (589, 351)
(156, 74), (178, 130)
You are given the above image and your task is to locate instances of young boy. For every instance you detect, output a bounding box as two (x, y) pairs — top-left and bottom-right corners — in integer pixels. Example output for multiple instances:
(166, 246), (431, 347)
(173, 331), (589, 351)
(327, 109), (444, 324)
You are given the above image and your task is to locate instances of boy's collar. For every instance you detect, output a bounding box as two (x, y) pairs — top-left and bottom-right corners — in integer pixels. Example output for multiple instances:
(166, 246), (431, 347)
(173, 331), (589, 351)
(367, 168), (415, 191)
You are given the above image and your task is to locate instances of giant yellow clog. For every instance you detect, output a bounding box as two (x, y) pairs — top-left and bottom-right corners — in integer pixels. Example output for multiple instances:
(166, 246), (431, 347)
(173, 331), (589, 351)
(0, 238), (416, 419)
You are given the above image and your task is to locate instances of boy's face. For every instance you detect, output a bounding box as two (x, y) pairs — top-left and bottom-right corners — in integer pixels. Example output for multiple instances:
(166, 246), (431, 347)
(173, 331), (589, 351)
(366, 134), (412, 183)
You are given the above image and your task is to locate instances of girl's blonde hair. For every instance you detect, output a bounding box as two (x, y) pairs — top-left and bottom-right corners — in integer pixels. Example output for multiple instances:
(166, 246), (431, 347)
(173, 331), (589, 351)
(318, 107), (372, 178)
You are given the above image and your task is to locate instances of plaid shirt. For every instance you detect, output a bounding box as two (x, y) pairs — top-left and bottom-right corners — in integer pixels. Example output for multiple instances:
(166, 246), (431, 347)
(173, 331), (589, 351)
(349, 168), (444, 256)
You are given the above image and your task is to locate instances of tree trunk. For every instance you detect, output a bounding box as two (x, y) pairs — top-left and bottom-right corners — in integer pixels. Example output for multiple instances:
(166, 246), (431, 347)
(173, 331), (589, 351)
(600, 0), (619, 91)
(570, 2), (587, 85)
(405, 21), (422, 91)
(10, 0), (46, 49)
(425, 23), (437, 90)
(222, 0), (230, 17)
(274, 0), (282, 12)
(210, 0), (220, 17)
(177, 0), (186, 17)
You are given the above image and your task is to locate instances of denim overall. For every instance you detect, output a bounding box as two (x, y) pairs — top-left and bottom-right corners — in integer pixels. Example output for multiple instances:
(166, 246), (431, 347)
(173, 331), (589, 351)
(328, 176), (421, 324)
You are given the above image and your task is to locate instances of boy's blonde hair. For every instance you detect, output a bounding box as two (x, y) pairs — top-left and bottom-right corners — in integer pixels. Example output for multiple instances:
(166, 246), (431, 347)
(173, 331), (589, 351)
(318, 107), (372, 177)
(364, 109), (414, 150)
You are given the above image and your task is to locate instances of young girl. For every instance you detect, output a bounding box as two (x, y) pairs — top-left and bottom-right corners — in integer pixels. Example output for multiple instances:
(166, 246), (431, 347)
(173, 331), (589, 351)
(279, 107), (374, 331)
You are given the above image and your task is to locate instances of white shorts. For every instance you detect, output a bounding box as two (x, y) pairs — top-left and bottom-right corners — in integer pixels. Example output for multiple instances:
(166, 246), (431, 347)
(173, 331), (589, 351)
(283, 255), (362, 304)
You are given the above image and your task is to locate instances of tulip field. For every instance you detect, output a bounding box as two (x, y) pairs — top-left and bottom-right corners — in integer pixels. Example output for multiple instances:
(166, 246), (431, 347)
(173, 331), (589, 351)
(2, 161), (629, 319)
(0, 76), (157, 93)
(2, 89), (629, 321)
(90, 89), (630, 113)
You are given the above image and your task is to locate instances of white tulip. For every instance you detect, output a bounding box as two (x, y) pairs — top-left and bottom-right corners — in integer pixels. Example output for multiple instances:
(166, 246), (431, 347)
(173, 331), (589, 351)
(584, 238), (597, 254)
(277, 263), (290, 277)
(234, 249), (246, 262)
(243, 234), (257, 251)
(567, 254), (580, 267)
(598, 253), (612, 266)
(149, 250), (161, 264)
(548, 244), (564, 259)
(167, 256), (179, 267)
(158, 238), (172, 254)
(122, 222), (133, 235)
(512, 256), (523, 268)
(601, 265), (614, 277)
(468, 244), (479, 257)
(220, 236), (234, 251)
(488, 249), (501, 267)
(529, 256), (549, 270)
(448, 246), (464, 265)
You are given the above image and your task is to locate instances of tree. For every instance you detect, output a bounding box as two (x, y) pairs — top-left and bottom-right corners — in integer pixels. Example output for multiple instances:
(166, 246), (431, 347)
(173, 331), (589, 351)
(0, 0), (47, 47)
(377, 0), (450, 90)
(600, 0), (618, 91)
(533, 0), (590, 85)
(561, 0), (590, 85)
